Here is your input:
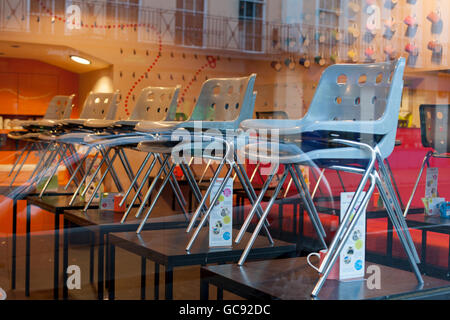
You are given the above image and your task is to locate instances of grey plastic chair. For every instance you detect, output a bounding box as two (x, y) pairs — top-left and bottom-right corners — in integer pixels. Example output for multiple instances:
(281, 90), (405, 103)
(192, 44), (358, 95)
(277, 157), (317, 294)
(130, 75), (266, 253)
(404, 104), (450, 217)
(77, 86), (186, 212)
(7, 94), (75, 187)
(26, 91), (121, 198)
(238, 58), (423, 297)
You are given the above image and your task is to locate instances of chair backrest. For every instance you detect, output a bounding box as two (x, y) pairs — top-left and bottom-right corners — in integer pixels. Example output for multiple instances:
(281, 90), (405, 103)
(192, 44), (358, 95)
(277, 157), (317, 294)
(255, 110), (289, 120)
(129, 86), (181, 121)
(305, 58), (406, 158)
(420, 104), (450, 154)
(79, 91), (120, 120)
(305, 59), (404, 124)
(43, 95), (75, 120)
(188, 74), (257, 128)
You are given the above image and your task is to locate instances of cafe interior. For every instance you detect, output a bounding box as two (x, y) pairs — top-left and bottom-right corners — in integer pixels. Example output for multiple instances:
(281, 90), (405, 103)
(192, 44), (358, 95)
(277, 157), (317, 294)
(0, 0), (449, 301)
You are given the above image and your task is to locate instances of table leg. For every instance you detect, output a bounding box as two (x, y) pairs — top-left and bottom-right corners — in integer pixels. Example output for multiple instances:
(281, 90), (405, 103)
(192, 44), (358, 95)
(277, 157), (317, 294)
(217, 286), (223, 300)
(25, 203), (31, 297)
(54, 213), (60, 300)
(448, 236), (450, 278)
(420, 229), (427, 274)
(97, 231), (104, 300)
(278, 201), (283, 238)
(293, 202), (297, 235)
(108, 242), (115, 300)
(154, 263), (159, 300)
(200, 277), (209, 300)
(11, 198), (17, 290)
(63, 219), (69, 300)
(164, 265), (173, 300)
(89, 231), (95, 284)
(141, 257), (146, 300)
(387, 218), (393, 258)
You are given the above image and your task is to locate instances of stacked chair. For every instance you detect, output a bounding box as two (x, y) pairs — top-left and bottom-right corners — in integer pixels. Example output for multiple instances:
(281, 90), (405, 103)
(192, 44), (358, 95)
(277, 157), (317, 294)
(13, 91), (121, 198)
(404, 104), (450, 217)
(77, 86), (187, 214)
(237, 58), (423, 297)
(7, 95), (75, 188)
(126, 75), (281, 254)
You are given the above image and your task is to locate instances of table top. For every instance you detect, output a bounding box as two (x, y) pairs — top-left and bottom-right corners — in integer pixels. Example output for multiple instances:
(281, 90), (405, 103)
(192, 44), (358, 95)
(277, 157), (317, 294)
(407, 214), (450, 232)
(26, 195), (98, 213)
(0, 185), (75, 200)
(109, 228), (296, 267)
(201, 257), (450, 300)
(64, 209), (189, 231)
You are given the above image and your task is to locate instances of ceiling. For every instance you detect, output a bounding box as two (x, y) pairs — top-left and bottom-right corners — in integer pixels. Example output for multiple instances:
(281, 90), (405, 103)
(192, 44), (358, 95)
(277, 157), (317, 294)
(0, 41), (110, 73)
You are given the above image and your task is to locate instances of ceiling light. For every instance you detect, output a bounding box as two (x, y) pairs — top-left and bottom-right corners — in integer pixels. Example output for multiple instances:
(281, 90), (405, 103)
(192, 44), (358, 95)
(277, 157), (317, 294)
(70, 55), (91, 65)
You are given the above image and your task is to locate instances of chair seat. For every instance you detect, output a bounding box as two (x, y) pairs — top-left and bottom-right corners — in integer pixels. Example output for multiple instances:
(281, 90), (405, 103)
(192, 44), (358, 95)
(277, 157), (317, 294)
(239, 140), (370, 166)
(7, 131), (39, 140)
(135, 121), (181, 133)
(85, 134), (153, 147)
(83, 119), (117, 128)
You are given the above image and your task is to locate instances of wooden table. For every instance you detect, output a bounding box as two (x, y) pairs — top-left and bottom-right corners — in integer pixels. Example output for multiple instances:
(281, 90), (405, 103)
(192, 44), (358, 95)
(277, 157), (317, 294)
(62, 209), (189, 300)
(201, 257), (450, 300)
(0, 186), (74, 293)
(407, 214), (450, 277)
(107, 228), (296, 300)
(25, 195), (98, 299)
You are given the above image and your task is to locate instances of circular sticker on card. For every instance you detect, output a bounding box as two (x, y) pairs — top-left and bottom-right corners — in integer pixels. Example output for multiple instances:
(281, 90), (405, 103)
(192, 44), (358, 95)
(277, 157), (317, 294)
(218, 195), (225, 202)
(355, 239), (363, 250)
(223, 188), (231, 197)
(223, 232), (231, 240)
(215, 221), (223, 228)
(223, 215), (231, 224)
(213, 227), (220, 235)
(344, 256), (351, 264)
(352, 230), (361, 241)
(221, 208), (229, 217)
(354, 259), (363, 271)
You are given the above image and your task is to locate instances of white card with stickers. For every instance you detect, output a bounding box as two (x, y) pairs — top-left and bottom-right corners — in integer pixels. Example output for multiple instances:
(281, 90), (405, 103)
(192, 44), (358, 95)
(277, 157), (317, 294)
(339, 192), (366, 280)
(209, 178), (233, 247)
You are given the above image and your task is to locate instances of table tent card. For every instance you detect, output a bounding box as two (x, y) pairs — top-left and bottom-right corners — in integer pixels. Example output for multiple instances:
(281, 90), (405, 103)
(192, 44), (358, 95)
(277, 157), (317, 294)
(209, 178), (233, 247)
(425, 167), (439, 198)
(339, 192), (366, 281)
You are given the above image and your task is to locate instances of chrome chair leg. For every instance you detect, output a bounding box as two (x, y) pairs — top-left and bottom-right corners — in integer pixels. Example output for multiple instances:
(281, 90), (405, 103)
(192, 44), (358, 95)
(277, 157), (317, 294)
(120, 154), (158, 223)
(373, 171), (422, 276)
(237, 168), (289, 265)
(293, 164), (327, 238)
(64, 146), (94, 190)
(117, 148), (143, 203)
(39, 144), (68, 197)
(404, 151), (433, 217)
(232, 162), (273, 244)
(9, 144), (33, 187)
(186, 161), (234, 251)
(318, 139), (376, 276)
(8, 142), (30, 177)
(312, 173), (376, 297)
(119, 153), (153, 207)
(286, 165), (327, 249)
(81, 147), (113, 198)
(136, 163), (177, 233)
(69, 150), (100, 205)
(134, 155), (170, 219)
(83, 150), (120, 211)
(311, 169), (325, 199)
(186, 156), (228, 233)
(235, 164), (279, 244)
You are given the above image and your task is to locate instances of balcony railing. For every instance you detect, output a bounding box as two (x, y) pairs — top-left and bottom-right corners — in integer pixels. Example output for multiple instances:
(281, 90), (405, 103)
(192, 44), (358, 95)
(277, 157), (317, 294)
(1, 0), (361, 58)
